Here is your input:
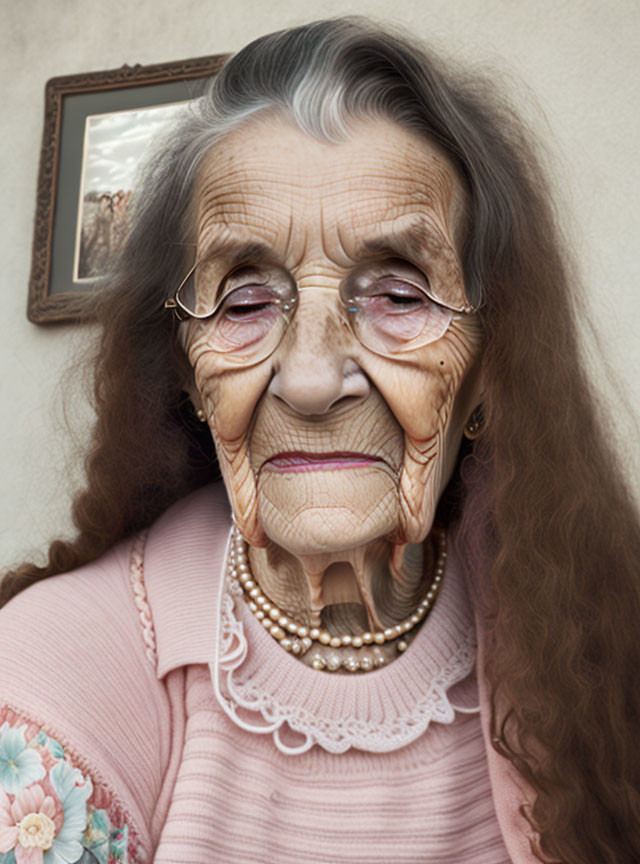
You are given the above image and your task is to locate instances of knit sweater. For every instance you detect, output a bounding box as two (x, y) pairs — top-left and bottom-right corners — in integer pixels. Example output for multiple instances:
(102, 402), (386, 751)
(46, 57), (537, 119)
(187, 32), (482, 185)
(0, 485), (540, 863)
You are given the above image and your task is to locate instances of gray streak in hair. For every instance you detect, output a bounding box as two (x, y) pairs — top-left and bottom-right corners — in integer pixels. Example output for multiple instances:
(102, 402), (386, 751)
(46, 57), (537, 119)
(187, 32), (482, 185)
(126, 16), (529, 314)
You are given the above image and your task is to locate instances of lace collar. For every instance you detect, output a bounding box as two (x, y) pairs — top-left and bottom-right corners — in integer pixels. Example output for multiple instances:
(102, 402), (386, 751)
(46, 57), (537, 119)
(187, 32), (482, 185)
(211, 531), (479, 755)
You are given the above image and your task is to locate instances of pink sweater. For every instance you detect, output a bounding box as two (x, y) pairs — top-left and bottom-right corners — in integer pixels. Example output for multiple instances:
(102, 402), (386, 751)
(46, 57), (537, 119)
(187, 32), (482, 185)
(0, 485), (541, 863)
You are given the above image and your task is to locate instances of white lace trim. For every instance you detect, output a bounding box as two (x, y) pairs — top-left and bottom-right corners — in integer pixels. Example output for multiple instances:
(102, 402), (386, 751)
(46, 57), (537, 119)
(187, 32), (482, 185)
(211, 548), (477, 756)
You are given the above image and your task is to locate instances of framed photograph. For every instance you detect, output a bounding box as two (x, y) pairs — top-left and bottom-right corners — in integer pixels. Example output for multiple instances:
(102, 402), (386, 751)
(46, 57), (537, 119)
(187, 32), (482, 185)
(28, 53), (227, 324)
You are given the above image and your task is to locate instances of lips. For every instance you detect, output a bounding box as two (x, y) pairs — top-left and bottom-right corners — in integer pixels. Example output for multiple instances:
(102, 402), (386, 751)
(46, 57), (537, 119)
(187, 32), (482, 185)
(264, 451), (385, 473)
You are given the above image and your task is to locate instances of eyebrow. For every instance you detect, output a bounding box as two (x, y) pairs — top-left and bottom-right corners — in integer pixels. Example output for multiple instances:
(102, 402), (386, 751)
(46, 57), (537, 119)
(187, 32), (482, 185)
(359, 219), (456, 269)
(195, 238), (285, 303)
(359, 218), (471, 311)
(197, 239), (280, 270)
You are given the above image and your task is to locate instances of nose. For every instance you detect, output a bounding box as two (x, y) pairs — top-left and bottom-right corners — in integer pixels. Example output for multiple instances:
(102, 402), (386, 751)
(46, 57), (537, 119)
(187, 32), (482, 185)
(268, 293), (370, 415)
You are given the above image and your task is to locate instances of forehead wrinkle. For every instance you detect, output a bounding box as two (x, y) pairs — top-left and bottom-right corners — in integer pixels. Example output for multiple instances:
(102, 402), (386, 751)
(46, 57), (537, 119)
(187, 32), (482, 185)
(204, 122), (457, 198)
(305, 150), (458, 213)
(199, 137), (458, 221)
(197, 195), (286, 234)
(195, 122), (465, 281)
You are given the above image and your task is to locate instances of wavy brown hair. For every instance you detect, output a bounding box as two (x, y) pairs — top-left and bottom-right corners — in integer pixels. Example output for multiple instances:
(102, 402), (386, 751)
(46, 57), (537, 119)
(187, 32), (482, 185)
(4, 17), (639, 862)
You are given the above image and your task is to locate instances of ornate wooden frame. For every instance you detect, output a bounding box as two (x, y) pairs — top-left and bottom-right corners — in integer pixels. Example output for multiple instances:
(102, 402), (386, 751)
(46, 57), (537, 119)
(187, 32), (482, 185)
(28, 53), (227, 324)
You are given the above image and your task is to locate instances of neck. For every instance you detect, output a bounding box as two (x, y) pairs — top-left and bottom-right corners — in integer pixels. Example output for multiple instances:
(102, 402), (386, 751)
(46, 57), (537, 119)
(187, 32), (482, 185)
(247, 535), (435, 635)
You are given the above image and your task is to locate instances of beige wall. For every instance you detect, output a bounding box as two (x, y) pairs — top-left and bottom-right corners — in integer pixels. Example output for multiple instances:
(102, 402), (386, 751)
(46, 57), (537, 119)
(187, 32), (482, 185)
(2, 0), (638, 567)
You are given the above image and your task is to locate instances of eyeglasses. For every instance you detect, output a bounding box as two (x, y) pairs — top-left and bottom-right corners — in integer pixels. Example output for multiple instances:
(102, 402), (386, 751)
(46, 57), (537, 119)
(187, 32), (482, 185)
(164, 257), (475, 366)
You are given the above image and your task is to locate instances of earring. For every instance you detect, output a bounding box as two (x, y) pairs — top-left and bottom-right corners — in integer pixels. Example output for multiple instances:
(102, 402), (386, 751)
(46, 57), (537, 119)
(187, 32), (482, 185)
(463, 404), (485, 440)
(195, 408), (207, 423)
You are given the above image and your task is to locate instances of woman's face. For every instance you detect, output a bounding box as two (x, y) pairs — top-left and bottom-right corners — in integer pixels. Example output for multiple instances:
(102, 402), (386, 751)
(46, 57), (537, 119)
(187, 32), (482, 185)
(184, 114), (483, 553)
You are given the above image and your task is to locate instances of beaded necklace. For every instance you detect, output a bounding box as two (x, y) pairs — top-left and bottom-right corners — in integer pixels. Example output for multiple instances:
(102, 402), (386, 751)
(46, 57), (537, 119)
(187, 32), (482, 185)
(228, 525), (447, 673)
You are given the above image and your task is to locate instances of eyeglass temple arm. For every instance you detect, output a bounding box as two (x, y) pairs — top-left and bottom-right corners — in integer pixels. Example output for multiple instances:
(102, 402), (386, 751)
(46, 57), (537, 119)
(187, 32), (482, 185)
(163, 297), (192, 321)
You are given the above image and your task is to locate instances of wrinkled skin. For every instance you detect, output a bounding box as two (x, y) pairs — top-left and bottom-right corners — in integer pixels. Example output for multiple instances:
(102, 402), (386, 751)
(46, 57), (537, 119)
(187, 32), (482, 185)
(184, 114), (483, 667)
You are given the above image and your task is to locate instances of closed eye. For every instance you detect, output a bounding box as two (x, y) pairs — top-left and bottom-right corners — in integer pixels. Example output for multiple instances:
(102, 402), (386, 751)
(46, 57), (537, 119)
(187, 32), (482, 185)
(220, 286), (280, 320)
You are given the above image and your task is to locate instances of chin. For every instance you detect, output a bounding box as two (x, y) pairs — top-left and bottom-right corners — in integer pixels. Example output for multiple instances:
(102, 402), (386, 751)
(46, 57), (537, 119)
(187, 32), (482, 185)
(254, 468), (399, 554)
(257, 503), (397, 556)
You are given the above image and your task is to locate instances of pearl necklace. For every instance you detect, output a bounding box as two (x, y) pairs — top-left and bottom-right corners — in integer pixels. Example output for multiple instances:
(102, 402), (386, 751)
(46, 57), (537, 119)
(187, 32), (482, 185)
(228, 526), (447, 673)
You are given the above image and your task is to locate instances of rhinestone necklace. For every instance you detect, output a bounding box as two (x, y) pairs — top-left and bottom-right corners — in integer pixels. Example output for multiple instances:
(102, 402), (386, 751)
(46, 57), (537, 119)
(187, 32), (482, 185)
(228, 525), (447, 673)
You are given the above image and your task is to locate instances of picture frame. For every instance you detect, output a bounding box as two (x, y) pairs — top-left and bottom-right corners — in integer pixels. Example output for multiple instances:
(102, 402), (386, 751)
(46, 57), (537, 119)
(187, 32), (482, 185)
(27, 53), (227, 325)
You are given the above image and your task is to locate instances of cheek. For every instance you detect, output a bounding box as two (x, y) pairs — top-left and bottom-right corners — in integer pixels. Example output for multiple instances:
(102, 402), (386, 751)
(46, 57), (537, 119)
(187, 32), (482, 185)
(391, 370), (451, 439)
(369, 357), (454, 444)
(186, 327), (271, 545)
(382, 324), (481, 439)
(187, 326), (270, 438)
(366, 323), (482, 542)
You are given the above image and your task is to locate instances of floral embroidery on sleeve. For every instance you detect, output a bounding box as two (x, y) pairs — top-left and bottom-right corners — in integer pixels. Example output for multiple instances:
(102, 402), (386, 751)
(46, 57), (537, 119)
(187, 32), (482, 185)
(0, 710), (144, 864)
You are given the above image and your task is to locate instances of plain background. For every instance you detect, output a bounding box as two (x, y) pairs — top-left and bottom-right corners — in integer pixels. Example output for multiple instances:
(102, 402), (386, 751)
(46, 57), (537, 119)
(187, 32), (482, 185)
(1, 0), (638, 568)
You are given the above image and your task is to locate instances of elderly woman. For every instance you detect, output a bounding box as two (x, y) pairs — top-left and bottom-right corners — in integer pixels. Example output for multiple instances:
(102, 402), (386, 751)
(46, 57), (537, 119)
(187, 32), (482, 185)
(1, 16), (638, 864)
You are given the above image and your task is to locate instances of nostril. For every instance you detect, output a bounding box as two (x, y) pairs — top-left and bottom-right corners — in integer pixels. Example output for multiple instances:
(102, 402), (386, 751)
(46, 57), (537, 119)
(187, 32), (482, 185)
(341, 363), (371, 399)
(329, 392), (366, 412)
(268, 359), (369, 416)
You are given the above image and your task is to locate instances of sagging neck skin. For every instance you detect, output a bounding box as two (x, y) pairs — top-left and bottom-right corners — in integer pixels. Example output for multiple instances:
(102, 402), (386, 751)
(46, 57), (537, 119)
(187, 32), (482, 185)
(247, 534), (435, 642)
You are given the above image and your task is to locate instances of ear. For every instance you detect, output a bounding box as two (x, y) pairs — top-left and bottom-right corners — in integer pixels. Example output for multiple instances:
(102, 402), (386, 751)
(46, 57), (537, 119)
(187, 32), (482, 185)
(462, 361), (487, 439)
(182, 372), (208, 424)
(184, 379), (203, 413)
(182, 361), (204, 414)
(465, 355), (485, 413)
